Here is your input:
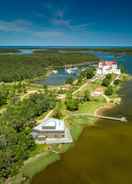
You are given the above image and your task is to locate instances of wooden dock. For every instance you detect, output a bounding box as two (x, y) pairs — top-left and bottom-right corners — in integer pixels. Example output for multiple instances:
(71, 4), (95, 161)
(72, 113), (127, 122)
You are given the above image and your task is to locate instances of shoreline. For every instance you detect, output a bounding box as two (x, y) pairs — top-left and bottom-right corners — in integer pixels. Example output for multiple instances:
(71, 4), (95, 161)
(12, 100), (120, 184)
(16, 102), (106, 184)
(95, 102), (115, 116)
(30, 93), (125, 183)
(29, 102), (109, 182)
(24, 100), (120, 183)
(13, 76), (130, 184)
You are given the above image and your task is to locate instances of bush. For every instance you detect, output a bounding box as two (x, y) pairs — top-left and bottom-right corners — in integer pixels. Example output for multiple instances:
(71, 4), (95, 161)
(106, 74), (112, 80)
(83, 90), (91, 101)
(65, 97), (79, 111)
(114, 79), (121, 85)
(120, 64), (127, 73)
(85, 68), (95, 79)
(102, 76), (111, 87)
(105, 86), (114, 96)
(65, 76), (74, 84)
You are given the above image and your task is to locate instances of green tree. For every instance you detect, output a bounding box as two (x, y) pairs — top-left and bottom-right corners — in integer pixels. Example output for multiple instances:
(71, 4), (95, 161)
(106, 74), (112, 80)
(85, 68), (95, 79)
(102, 74), (112, 87)
(120, 64), (127, 73)
(114, 79), (121, 85)
(65, 97), (79, 111)
(83, 90), (91, 101)
(65, 76), (74, 85)
(105, 86), (114, 96)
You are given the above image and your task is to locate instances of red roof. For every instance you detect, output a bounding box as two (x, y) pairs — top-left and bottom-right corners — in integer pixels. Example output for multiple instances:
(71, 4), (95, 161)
(95, 87), (103, 92)
(100, 61), (117, 66)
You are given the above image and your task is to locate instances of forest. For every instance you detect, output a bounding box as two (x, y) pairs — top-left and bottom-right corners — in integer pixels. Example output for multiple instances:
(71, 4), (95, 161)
(0, 85), (56, 183)
(0, 52), (99, 82)
(34, 47), (132, 55)
(0, 48), (20, 53)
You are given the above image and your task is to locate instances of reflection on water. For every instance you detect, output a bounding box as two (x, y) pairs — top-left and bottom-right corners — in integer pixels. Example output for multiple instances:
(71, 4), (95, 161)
(36, 69), (78, 86)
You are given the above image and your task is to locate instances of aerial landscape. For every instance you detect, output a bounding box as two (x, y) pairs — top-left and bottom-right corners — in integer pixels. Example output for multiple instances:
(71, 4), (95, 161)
(0, 0), (132, 184)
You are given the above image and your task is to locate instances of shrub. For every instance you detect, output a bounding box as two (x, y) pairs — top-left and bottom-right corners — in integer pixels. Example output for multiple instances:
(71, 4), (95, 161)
(65, 97), (79, 111)
(83, 90), (91, 101)
(105, 86), (114, 96)
(114, 79), (121, 85)
(65, 76), (74, 84)
(85, 68), (95, 79)
(102, 77), (111, 87)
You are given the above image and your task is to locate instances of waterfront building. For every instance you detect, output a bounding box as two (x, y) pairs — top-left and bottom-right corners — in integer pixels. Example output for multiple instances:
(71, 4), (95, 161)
(32, 118), (73, 144)
(96, 61), (121, 75)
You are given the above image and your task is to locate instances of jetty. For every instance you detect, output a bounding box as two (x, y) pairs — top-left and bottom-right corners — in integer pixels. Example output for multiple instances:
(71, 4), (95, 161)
(71, 113), (127, 122)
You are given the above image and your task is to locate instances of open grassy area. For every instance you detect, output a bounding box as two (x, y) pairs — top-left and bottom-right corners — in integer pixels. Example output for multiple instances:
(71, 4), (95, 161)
(23, 152), (60, 179)
(66, 99), (106, 141)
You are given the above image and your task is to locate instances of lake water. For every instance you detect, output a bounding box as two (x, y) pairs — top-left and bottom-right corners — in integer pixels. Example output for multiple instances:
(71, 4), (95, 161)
(36, 69), (79, 86)
(32, 53), (132, 184)
(37, 51), (132, 86)
(18, 49), (34, 55)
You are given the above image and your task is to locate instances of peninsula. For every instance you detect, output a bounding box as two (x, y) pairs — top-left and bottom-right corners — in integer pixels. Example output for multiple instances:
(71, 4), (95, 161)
(0, 48), (129, 184)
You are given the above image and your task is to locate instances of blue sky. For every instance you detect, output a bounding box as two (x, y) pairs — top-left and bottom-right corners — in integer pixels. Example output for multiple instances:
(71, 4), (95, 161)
(0, 0), (132, 46)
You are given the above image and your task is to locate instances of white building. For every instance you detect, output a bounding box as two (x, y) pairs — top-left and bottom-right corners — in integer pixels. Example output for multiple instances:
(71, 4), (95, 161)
(96, 61), (121, 76)
(32, 118), (73, 144)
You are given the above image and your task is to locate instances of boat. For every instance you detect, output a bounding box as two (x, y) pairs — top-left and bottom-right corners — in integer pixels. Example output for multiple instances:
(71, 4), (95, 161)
(65, 67), (78, 74)
(52, 70), (58, 74)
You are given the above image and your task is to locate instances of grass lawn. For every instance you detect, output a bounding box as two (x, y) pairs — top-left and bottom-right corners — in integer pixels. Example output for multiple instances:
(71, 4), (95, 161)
(65, 98), (106, 142)
(79, 99), (105, 114)
(23, 152), (60, 179)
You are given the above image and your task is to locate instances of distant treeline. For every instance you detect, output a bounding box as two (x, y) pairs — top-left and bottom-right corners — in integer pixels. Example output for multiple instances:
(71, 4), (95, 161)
(33, 47), (132, 55)
(87, 47), (132, 54)
(0, 48), (20, 53)
(0, 53), (99, 82)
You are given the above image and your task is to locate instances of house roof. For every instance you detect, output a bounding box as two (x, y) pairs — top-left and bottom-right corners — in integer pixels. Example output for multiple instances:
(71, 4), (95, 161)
(94, 87), (103, 92)
(33, 118), (65, 132)
(99, 61), (117, 66)
(91, 87), (103, 96)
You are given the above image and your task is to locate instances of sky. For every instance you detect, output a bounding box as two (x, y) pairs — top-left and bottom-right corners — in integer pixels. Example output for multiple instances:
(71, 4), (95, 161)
(0, 0), (132, 46)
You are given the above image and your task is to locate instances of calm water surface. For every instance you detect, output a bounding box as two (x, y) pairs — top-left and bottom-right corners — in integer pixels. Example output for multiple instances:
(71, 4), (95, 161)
(37, 52), (132, 86)
(32, 54), (132, 184)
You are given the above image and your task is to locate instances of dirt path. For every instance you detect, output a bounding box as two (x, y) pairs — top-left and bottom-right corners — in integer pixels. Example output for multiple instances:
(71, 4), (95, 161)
(44, 109), (55, 120)
(72, 80), (90, 96)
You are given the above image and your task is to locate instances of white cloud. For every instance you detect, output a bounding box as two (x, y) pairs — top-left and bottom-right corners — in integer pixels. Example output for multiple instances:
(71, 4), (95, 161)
(0, 20), (32, 32)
